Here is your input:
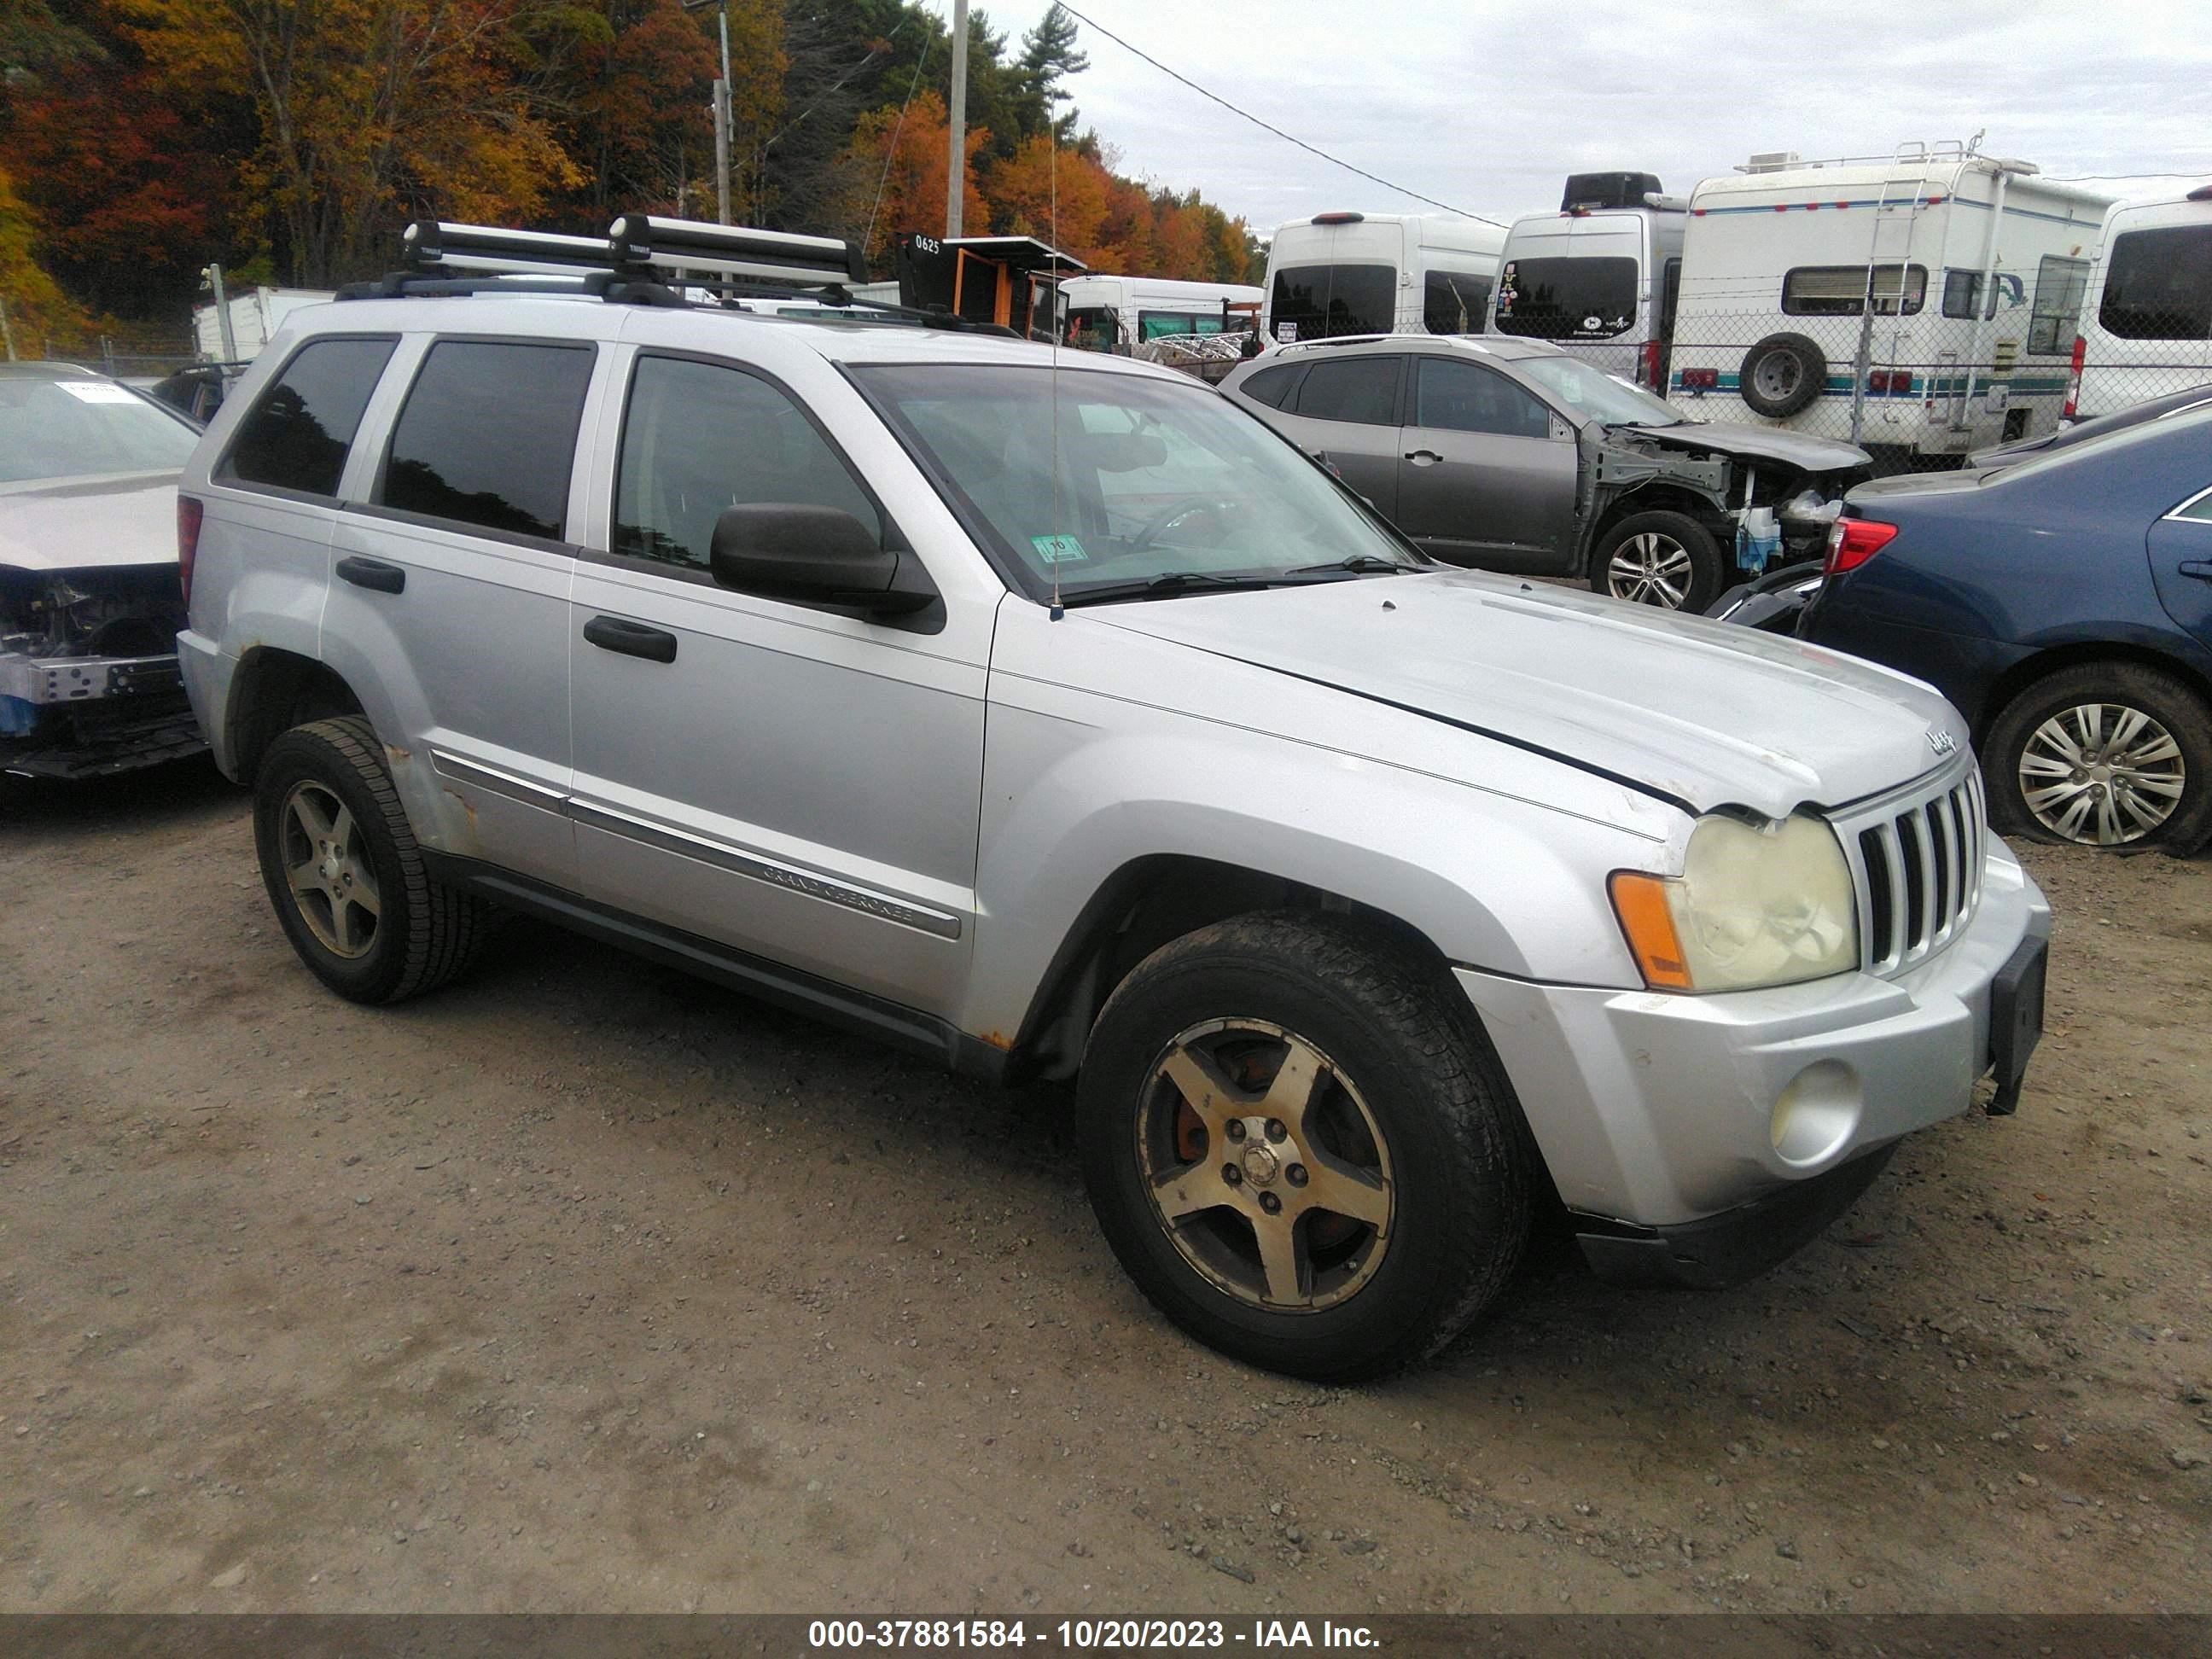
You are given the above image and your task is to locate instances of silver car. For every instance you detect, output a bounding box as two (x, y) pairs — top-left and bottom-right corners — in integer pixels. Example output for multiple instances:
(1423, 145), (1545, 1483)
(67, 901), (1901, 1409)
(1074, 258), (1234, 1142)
(2, 363), (207, 778)
(178, 226), (2048, 1380)
(1221, 334), (1868, 614)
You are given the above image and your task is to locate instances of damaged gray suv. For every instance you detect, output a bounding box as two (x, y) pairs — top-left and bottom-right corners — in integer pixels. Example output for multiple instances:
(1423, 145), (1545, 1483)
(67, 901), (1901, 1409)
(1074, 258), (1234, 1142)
(1222, 334), (1867, 614)
(178, 218), (2050, 1381)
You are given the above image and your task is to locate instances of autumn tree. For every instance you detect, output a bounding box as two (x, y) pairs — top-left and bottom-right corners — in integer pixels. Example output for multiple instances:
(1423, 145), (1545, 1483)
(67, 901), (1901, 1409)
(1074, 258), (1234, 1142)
(121, 0), (585, 287)
(825, 88), (985, 266)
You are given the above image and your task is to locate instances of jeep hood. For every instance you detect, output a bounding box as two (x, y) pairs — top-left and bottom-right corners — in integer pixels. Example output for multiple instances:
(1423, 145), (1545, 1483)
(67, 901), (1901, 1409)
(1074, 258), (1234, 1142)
(1097, 571), (1965, 819)
(1623, 422), (1869, 474)
(0, 470), (181, 573)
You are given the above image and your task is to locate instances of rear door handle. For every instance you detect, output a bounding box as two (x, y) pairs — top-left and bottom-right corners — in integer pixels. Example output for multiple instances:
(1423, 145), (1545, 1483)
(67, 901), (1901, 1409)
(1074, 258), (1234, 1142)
(583, 614), (678, 664)
(1405, 449), (1442, 466)
(335, 556), (405, 595)
(2180, 561), (2212, 582)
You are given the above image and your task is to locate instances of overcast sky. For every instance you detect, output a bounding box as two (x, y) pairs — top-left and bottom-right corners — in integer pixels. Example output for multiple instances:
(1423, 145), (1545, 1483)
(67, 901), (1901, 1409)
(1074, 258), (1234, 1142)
(975, 0), (2212, 233)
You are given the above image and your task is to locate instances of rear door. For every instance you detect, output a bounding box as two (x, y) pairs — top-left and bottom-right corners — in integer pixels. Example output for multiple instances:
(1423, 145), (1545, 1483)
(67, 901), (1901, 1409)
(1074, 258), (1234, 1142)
(1394, 354), (1578, 569)
(1270, 354), (1404, 515)
(323, 335), (597, 888)
(2149, 481), (2212, 649)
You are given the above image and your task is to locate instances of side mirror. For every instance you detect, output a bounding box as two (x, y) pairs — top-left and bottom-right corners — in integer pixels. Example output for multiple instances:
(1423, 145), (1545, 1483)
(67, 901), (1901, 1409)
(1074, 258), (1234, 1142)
(708, 504), (935, 615)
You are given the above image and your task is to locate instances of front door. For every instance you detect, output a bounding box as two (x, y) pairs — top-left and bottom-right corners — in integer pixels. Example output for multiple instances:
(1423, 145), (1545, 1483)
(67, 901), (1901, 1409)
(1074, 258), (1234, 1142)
(565, 350), (984, 1018)
(1394, 355), (1579, 571)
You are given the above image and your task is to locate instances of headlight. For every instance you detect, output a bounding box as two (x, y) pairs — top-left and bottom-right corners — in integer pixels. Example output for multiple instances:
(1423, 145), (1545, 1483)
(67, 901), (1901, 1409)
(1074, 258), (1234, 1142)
(1610, 814), (1859, 992)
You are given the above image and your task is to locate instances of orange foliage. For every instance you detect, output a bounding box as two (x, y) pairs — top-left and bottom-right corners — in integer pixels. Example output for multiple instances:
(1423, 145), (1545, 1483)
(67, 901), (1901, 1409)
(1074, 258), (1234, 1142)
(832, 90), (990, 266)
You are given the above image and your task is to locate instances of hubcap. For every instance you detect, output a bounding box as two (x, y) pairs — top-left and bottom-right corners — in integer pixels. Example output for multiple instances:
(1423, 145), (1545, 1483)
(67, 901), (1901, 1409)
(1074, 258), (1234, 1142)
(2018, 701), (2186, 846)
(1136, 1020), (1394, 1313)
(1753, 354), (1802, 401)
(279, 781), (381, 958)
(1607, 533), (1695, 608)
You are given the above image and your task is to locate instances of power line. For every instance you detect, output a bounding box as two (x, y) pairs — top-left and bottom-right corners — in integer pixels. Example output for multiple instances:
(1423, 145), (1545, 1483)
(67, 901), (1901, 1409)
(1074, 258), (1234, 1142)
(1056, 4), (1504, 226)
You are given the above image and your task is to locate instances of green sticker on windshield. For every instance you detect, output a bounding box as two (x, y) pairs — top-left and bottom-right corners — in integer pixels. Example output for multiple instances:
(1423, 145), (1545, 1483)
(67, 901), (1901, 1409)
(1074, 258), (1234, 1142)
(1031, 533), (1088, 564)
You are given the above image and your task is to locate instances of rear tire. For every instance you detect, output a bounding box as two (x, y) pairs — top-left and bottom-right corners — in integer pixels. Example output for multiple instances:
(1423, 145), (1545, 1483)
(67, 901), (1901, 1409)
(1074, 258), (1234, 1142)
(1592, 509), (1726, 612)
(253, 717), (493, 1003)
(1078, 911), (1533, 1381)
(1984, 663), (2212, 854)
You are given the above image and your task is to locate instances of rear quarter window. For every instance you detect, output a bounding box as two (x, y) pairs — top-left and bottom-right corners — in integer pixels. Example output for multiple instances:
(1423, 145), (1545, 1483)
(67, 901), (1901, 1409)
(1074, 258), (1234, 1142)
(218, 336), (398, 498)
(1237, 364), (1302, 409)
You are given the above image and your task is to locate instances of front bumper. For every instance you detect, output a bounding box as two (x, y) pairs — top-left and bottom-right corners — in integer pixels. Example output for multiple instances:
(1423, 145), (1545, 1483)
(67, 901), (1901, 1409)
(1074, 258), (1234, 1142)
(1, 649), (206, 778)
(1454, 835), (2049, 1246)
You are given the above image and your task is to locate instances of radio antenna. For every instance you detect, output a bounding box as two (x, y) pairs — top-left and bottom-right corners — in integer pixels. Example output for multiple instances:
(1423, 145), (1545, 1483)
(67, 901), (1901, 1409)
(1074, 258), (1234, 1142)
(1049, 131), (1065, 620)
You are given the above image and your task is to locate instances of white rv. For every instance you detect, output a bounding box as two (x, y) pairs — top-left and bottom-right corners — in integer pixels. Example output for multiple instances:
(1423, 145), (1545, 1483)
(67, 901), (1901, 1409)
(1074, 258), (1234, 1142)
(1057, 274), (1262, 352)
(1664, 145), (2110, 464)
(1261, 212), (1506, 343)
(192, 286), (334, 361)
(2068, 183), (2212, 419)
(1487, 172), (1687, 388)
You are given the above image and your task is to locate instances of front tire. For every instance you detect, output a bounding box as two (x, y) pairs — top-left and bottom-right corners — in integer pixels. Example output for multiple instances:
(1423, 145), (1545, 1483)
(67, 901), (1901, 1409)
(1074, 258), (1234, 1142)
(253, 717), (493, 1003)
(1984, 663), (2212, 853)
(1592, 509), (1726, 612)
(1078, 912), (1533, 1381)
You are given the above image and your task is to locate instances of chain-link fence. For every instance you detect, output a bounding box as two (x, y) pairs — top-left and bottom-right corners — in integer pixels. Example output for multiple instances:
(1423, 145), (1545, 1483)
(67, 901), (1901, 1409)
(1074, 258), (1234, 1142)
(1662, 302), (2212, 475)
(5, 337), (199, 381)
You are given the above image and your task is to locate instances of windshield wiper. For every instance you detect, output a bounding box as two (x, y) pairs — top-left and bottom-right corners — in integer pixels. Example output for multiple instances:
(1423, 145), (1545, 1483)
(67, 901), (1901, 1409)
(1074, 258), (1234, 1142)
(1057, 571), (1284, 608)
(1286, 554), (1418, 576)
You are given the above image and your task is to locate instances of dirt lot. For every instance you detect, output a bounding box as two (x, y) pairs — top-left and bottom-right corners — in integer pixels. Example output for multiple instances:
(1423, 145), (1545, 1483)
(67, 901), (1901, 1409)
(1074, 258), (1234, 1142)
(2, 760), (2208, 1615)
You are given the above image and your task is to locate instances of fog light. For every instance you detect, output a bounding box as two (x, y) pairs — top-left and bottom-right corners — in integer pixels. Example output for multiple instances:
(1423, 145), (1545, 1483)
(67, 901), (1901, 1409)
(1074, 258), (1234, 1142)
(1769, 1061), (1861, 1167)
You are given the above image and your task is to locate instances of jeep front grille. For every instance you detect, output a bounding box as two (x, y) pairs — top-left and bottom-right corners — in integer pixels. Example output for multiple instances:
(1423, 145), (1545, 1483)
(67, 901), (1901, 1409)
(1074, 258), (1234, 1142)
(1837, 761), (1984, 976)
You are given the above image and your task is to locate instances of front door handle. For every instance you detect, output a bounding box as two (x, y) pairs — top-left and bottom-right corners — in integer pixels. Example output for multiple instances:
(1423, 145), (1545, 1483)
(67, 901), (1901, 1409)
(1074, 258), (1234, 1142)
(335, 556), (405, 595)
(2180, 560), (2212, 582)
(1405, 449), (1442, 466)
(583, 614), (678, 664)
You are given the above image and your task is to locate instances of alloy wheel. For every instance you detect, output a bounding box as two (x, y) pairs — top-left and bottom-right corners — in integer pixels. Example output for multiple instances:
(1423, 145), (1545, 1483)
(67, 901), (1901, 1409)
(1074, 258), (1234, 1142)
(278, 779), (382, 958)
(1136, 1019), (1394, 1312)
(2017, 701), (2186, 846)
(1606, 533), (1695, 608)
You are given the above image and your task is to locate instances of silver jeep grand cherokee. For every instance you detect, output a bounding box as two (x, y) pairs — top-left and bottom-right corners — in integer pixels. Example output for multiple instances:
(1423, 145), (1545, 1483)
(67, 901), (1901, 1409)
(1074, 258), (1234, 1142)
(177, 219), (2050, 1381)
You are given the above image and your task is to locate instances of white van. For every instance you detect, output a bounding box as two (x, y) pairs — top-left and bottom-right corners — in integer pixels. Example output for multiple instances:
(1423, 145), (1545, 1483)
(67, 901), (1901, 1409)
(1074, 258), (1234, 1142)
(1487, 172), (1687, 388)
(1058, 274), (1262, 352)
(1262, 212), (1506, 343)
(1665, 145), (2109, 465)
(2068, 184), (2212, 419)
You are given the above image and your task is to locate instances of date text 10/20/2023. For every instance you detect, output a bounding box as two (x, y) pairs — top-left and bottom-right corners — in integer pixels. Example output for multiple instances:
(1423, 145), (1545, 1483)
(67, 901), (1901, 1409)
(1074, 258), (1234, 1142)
(806, 1619), (1381, 1650)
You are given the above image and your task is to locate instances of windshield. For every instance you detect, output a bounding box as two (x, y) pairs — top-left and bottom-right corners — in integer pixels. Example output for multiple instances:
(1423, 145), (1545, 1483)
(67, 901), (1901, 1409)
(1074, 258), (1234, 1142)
(0, 374), (200, 485)
(853, 364), (1422, 602)
(1270, 264), (1395, 340)
(1515, 353), (1685, 427)
(1493, 256), (1639, 340)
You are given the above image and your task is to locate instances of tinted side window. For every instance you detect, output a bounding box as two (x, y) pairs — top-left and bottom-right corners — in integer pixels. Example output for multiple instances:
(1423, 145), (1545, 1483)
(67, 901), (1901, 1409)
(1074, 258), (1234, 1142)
(1270, 264), (1396, 340)
(1294, 357), (1401, 425)
(614, 355), (880, 569)
(2029, 254), (2091, 353)
(1414, 358), (1551, 439)
(2098, 227), (2212, 341)
(1238, 364), (1301, 409)
(1423, 270), (1492, 334)
(220, 337), (396, 497)
(378, 341), (593, 539)
(1783, 265), (1925, 317)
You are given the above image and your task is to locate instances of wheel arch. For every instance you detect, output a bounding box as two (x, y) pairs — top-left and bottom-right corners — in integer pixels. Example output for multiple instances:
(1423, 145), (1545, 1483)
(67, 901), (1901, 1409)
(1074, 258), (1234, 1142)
(1974, 640), (2212, 744)
(1000, 853), (1466, 1085)
(227, 647), (367, 782)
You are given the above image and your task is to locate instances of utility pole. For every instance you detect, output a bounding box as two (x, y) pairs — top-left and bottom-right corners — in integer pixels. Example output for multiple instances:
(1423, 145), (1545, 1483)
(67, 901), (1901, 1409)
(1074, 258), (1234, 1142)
(946, 0), (969, 238)
(203, 263), (238, 364)
(682, 0), (736, 224)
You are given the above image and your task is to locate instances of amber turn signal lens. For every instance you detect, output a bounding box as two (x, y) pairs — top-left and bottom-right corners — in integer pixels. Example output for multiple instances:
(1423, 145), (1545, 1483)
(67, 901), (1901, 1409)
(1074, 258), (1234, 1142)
(1609, 871), (1695, 992)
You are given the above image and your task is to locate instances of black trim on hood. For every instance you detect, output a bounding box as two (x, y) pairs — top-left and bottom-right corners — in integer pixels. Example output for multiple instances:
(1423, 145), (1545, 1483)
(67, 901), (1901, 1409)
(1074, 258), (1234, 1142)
(1161, 638), (1702, 819)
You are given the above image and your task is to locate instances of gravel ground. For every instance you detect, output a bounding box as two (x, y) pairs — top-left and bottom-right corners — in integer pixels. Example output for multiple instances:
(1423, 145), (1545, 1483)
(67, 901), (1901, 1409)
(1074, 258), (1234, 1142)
(2, 760), (2207, 1615)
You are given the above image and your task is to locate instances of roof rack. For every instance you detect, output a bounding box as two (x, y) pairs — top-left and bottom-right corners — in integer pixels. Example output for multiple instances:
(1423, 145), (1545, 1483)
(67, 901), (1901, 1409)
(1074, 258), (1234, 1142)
(340, 213), (1015, 335)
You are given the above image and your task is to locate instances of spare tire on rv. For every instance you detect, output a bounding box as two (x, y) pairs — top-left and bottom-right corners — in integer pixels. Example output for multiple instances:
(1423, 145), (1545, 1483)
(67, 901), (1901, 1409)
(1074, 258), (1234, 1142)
(1738, 333), (1827, 418)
